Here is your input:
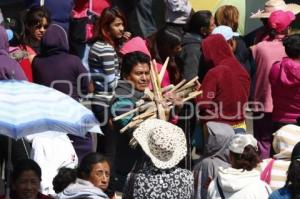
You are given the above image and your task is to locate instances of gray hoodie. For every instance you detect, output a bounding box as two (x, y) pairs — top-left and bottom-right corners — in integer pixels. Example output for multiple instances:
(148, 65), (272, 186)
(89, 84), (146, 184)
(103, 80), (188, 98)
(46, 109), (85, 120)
(180, 32), (202, 81)
(57, 178), (108, 199)
(193, 122), (235, 199)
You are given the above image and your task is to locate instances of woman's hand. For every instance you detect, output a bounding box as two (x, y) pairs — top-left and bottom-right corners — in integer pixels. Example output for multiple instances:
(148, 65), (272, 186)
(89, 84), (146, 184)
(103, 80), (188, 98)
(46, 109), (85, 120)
(164, 91), (184, 108)
(122, 31), (132, 42)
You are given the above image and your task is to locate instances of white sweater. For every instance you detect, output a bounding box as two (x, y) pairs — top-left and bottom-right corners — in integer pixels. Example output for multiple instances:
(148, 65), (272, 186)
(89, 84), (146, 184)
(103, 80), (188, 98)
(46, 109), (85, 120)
(207, 167), (272, 199)
(27, 131), (78, 196)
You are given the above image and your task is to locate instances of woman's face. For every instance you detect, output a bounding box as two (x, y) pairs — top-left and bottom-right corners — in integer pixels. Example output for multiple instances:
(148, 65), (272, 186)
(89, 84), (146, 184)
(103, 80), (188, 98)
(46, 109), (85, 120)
(12, 170), (40, 199)
(31, 17), (48, 41)
(88, 161), (110, 191)
(109, 17), (124, 39)
(201, 16), (216, 37)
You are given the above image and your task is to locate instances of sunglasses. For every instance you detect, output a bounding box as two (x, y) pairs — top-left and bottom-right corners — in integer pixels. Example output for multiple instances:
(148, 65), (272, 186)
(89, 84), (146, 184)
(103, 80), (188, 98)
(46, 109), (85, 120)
(34, 24), (49, 29)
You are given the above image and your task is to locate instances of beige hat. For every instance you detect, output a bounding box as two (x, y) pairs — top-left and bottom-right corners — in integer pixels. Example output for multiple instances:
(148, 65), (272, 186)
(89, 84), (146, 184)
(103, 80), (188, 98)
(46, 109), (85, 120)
(229, 134), (258, 154)
(250, 0), (300, 18)
(273, 124), (300, 159)
(133, 119), (187, 169)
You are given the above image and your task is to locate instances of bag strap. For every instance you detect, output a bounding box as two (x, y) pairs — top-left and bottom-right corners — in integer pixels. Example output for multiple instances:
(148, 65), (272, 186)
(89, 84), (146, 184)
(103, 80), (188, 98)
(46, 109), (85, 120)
(89, 0), (92, 13)
(260, 158), (275, 184)
(216, 177), (226, 199)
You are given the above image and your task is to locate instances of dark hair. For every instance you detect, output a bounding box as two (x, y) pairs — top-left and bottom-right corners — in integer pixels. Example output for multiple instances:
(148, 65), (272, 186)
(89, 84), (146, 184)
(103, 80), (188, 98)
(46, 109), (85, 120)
(22, 6), (51, 43)
(78, 152), (110, 179)
(283, 34), (300, 59)
(93, 7), (126, 48)
(52, 167), (76, 193)
(12, 159), (41, 182)
(230, 145), (261, 171)
(149, 26), (182, 62)
(285, 142), (300, 199)
(148, 26), (183, 84)
(268, 28), (289, 41)
(52, 153), (110, 193)
(121, 51), (151, 78)
(215, 5), (239, 32)
(188, 10), (212, 34)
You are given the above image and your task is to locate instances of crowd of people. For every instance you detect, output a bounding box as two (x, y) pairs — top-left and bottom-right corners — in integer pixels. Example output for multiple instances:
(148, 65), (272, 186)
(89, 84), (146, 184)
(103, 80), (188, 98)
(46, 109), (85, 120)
(1, 0), (300, 198)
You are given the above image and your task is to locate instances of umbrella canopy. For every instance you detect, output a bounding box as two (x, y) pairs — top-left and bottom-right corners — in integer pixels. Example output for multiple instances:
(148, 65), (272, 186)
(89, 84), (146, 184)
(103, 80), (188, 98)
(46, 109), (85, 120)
(191, 0), (265, 35)
(0, 80), (99, 139)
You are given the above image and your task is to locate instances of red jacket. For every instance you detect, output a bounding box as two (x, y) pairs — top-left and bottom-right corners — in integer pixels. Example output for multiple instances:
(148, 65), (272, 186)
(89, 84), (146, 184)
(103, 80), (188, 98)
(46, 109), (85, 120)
(197, 34), (250, 125)
(73, 0), (111, 16)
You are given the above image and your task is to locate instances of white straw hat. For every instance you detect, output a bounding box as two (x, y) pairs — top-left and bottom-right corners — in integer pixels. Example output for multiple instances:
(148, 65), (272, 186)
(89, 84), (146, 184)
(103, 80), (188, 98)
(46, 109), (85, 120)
(133, 119), (187, 169)
(250, 0), (300, 18)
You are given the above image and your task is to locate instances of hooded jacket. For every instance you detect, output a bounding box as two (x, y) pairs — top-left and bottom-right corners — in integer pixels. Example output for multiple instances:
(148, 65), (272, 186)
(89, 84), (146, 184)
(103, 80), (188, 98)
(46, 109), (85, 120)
(269, 57), (300, 123)
(32, 24), (88, 101)
(194, 122), (235, 199)
(0, 26), (27, 80)
(110, 81), (144, 190)
(197, 34), (250, 125)
(180, 32), (203, 81)
(57, 178), (108, 199)
(207, 167), (272, 199)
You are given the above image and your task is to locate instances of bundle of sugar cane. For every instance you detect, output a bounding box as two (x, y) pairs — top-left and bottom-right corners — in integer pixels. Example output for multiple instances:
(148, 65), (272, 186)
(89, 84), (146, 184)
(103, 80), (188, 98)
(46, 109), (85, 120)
(112, 58), (202, 146)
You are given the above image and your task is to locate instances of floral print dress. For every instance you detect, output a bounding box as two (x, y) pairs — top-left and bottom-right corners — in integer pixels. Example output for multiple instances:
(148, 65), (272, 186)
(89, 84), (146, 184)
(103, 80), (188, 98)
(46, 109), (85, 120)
(123, 161), (194, 199)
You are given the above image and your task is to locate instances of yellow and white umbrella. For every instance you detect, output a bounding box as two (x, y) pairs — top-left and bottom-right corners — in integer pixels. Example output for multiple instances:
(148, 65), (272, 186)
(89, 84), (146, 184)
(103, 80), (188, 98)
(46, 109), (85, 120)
(191, 0), (266, 35)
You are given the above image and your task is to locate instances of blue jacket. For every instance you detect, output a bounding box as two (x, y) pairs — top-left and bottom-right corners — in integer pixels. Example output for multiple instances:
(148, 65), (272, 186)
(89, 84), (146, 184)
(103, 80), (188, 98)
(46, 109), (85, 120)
(269, 188), (294, 199)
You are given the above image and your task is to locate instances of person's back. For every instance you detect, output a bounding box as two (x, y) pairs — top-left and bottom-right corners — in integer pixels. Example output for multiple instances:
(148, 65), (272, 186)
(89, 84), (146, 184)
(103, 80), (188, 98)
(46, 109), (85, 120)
(124, 161), (193, 199)
(194, 122), (235, 199)
(269, 34), (300, 125)
(180, 10), (215, 81)
(258, 124), (300, 191)
(252, 39), (286, 112)
(208, 167), (271, 199)
(269, 141), (300, 199)
(122, 119), (194, 199)
(32, 24), (88, 101)
(198, 34), (250, 125)
(207, 134), (272, 199)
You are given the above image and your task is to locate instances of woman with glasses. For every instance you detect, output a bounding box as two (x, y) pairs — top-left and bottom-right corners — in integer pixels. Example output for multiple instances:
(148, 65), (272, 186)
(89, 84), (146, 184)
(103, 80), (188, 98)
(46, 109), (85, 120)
(53, 152), (112, 199)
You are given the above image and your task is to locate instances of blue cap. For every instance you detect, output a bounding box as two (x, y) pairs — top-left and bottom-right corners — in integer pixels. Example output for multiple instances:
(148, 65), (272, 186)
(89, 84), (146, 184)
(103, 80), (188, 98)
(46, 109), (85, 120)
(212, 25), (239, 41)
(6, 29), (13, 41)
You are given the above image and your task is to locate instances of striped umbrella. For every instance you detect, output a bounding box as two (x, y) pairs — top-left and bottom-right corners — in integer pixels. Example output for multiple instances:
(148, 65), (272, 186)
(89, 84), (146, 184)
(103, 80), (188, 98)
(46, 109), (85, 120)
(0, 80), (99, 139)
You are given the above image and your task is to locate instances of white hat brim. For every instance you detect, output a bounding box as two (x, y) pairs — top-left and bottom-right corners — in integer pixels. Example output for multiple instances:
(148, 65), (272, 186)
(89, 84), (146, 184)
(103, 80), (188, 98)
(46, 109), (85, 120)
(250, 3), (300, 18)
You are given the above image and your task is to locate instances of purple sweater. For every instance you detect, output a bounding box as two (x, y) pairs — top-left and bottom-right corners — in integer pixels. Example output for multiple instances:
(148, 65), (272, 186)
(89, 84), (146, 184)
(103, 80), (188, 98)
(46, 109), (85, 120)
(0, 26), (27, 80)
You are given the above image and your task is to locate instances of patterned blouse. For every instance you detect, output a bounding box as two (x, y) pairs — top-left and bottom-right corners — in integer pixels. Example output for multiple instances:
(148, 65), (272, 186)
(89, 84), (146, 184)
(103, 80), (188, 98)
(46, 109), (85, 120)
(123, 161), (194, 199)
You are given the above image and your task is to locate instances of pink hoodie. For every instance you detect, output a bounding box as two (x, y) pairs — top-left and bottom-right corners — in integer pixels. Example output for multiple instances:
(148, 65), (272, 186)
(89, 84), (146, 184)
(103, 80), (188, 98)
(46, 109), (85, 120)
(269, 57), (300, 123)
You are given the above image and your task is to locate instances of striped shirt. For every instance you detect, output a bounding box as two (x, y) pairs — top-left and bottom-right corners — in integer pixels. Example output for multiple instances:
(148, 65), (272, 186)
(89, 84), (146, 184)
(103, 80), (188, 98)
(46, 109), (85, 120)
(88, 41), (119, 93)
(258, 159), (290, 191)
